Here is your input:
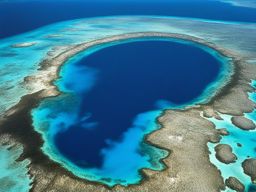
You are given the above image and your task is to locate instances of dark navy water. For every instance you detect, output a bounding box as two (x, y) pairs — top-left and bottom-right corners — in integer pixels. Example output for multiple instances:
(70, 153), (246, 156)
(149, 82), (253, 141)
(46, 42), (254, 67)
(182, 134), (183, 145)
(55, 40), (221, 168)
(1, 0), (256, 39)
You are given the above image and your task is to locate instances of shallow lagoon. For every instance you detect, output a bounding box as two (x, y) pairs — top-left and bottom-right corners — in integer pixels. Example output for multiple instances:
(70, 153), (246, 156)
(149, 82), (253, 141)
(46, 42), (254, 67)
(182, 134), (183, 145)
(32, 38), (229, 186)
(0, 144), (31, 192)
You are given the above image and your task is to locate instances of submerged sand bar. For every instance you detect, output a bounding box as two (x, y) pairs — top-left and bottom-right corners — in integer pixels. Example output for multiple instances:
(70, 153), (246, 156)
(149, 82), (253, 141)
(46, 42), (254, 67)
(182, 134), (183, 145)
(11, 42), (37, 48)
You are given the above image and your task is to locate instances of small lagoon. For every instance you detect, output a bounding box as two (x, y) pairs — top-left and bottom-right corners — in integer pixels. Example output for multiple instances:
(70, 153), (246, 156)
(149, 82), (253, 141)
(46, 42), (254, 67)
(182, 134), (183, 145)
(32, 38), (230, 186)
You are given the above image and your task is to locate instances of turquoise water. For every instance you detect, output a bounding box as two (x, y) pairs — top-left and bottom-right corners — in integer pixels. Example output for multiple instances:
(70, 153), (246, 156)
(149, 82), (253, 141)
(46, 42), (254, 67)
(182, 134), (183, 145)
(0, 144), (32, 192)
(207, 80), (256, 192)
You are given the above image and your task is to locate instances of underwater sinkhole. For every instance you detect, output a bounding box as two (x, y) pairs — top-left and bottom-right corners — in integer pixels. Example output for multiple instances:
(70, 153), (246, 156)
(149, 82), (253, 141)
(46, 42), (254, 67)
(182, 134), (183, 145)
(32, 37), (230, 186)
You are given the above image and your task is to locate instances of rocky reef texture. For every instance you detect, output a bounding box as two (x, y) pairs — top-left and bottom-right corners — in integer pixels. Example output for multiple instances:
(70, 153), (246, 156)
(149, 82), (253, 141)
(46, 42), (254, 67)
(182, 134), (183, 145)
(206, 110), (256, 190)
(214, 144), (237, 164)
(231, 116), (256, 130)
(0, 16), (256, 191)
(225, 177), (245, 192)
(0, 134), (32, 192)
(242, 159), (256, 184)
(217, 128), (229, 136)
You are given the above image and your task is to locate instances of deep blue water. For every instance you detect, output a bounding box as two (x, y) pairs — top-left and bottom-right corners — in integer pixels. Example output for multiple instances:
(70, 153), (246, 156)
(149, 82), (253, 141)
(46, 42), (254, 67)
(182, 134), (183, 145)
(55, 40), (221, 168)
(1, 0), (256, 39)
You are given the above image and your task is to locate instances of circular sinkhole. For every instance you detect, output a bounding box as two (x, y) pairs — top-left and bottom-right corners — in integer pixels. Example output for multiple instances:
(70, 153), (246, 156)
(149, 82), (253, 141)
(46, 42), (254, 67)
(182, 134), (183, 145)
(32, 37), (230, 186)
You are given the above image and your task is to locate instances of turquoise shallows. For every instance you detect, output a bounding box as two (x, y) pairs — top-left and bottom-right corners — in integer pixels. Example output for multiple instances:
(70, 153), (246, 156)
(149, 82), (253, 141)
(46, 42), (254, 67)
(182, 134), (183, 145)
(0, 144), (32, 192)
(207, 80), (256, 192)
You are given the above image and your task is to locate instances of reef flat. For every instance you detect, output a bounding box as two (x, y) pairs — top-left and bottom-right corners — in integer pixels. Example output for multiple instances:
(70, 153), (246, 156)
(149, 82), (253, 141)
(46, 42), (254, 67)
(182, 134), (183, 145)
(0, 16), (256, 192)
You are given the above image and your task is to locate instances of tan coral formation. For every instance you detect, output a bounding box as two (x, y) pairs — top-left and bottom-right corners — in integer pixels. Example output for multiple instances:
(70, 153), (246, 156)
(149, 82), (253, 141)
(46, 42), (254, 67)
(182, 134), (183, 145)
(217, 128), (229, 136)
(214, 144), (237, 164)
(225, 177), (245, 192)
(231, 116), (256, 130)
(242, 158), (256, 184)
(1, 32), (256, 192)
